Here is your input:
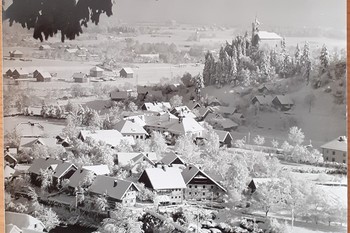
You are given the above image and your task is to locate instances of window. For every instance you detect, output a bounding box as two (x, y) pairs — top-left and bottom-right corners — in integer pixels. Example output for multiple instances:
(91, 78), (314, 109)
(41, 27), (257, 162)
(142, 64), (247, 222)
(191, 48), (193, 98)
(332, 158), (335, 162)
(211, 186), (214, 189)
(195, 192), (197, 195)
(195, 185), (197, 188)
(189, 192), (191, 195)
(136, 135), (139, 139)
(326, 157), (328, 161)
(203, 192), (205, 196)
(203, 185), (205, 189)
(332, 151), (335, 155)
(343, 160), (346, 163)
(344, 153), (346, 157)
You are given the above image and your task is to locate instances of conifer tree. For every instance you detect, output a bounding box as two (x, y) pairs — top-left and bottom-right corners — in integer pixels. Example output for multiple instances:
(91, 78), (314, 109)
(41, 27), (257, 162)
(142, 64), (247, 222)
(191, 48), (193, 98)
(319, 44), (330, 75)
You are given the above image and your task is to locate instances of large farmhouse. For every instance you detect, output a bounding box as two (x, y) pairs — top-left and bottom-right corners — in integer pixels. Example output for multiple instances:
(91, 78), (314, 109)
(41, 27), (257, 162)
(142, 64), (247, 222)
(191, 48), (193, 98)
(320, 136), (347, 163)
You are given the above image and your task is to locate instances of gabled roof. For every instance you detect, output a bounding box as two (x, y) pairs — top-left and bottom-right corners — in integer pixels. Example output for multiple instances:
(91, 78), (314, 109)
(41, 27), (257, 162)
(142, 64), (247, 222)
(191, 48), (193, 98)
(140, 167), (187, 190)
(186, 101), (201, 110)
(220, 119), (238, 129)
(252, 95), (273, 105)
(28, 158), (60, 175)
(19, 137), (58, 149)
(52, 161), (77, 179)
(82, 165), (110, 175)
(142, 102), (171, 112)
(273, 95), (293, 105)
(250, 178), (280, 189)
(213, 130), (233, 143)
(167, 117), (205, 135)
(13, 69), (29, 75)
(110, 91), (128, 100)
(137, 86), (153, 94)
(171, 106), (197, 118)
(6, 224), (21, 233)
(90, 66), (104, 72)
(79, 130), (134, 147)
(195, 107), (213, 118)
(5, 212), (46, 231)
(15, 122), (45, 137)
(257, 31), (282, 40)
(89, 176), (138, 200)
(120, 67), (134, 74)
(181, 164), (226, 192)
(160, 152), (186, 166)
(10, 50), (23, 55)
(4, 152), (18, 163)
(68, 168), (96, 188)
(37, 71), (52, 78)
(117, 152), (156, 166)
(208, 98), (222, 106)
(321, 136), (347, 152)
(72, 72), (87, 79)
(114, 120), (148, 135)
(232, 113), (244, 119)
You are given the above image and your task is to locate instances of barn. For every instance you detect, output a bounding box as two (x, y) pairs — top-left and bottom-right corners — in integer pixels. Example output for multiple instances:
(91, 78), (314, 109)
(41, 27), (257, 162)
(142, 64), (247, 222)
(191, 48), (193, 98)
(9, 50), (24, 58)
(36, 71), (52, 82)
(119, 68), (134, 78)
(72, 72), (89, 83)
(90, 66), (104, 77)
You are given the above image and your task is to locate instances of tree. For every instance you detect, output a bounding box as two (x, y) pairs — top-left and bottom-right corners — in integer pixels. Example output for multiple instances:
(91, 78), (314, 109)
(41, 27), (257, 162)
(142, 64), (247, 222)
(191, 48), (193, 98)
(150, 132), (167, 159)
(39, 168), (54, 191)
(301, 42), (312, 85)
(4, 0), (113, 42)
(169, 95), (183, 107)
(174, 133), (200, 163)
(203, 129), (220, 157)
(96, 195), (108, 212)
(31, 202), (60, 231)
(271, 139), (279, 148)
(253, 135), (265, 146)
(194, 74), (204, 101)
(319, 44), (330, 75)
(288, 126), (305, 145)
(304, 93), (316, 113)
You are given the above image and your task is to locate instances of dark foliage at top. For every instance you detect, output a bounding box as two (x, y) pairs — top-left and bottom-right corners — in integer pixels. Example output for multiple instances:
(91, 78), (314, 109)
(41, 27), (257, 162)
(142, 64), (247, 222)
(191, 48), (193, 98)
(3, 0), (113, 42)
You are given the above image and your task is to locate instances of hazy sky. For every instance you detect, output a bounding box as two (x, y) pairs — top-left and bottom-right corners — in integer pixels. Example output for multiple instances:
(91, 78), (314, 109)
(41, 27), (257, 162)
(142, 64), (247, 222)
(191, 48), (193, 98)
(111, 0), (346, 29)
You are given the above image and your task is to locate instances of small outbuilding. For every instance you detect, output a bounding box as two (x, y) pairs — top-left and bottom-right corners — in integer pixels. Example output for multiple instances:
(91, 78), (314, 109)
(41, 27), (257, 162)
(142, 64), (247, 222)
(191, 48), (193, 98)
(72, 72), (89, 83)
(272, 95), (294, 111)
(36, 71), (52, 82)
(119, 67), (134, 78)
(9, 50), (24, 58)
(90, 66), (104, 77)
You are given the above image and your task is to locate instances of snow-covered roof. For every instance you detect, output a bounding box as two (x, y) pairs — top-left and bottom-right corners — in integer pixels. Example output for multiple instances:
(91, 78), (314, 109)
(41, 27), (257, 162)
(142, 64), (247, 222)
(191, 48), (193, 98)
(82, 165), (110, 175)
(257, 31), (282, 40)
(90, 66), (104, 72)
(114, 120), (148, 135)
(216, 106), (237, 115)
(252, 95), (273, 105)
(213, 130), (233, 142)
(117, 152), (153, 166)
(140, 167), (187, 190)
(181, 164), (226, 192)
(160, 152), (186, 166)
(72, 72), (87, 79)
(168, 117), (205, 135)
(273, 95), (293, 105)
(186, 100), (201, 110)
(16, 122), (45, 137)
(38, 71), (52, 78)
(120, 67), (134, 74)
(321, 136), (347, 152)
(10, 50), (24, 55)
(79, 130), (135, 147)
(142, 102), (171, 112)
(5, 212), (46, 232)
(89, 176), (138, 200)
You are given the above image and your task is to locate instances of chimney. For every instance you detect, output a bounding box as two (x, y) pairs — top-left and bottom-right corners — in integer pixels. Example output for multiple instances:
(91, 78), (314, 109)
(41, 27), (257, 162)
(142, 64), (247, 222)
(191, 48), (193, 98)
(114, 180), (118, 187)
(5, 146), (9, 152)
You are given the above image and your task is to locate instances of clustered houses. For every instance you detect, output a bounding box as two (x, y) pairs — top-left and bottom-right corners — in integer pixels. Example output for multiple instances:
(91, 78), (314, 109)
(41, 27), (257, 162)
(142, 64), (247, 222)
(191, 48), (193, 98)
(4, 68), (54, 82)
(251, 94), (294, 111)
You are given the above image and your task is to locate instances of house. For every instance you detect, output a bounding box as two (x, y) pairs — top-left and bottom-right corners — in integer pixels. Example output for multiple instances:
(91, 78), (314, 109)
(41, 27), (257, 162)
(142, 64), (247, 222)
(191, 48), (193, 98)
(39, 44), (52, 50)
(5, 212), (46, 232)
(72, 72), (89, 83)
(144, 90), (164, 101)
(138, 166), (187, 205)
(89, 176), (139, 207)
(12, 69), (29, 79)
(36, 71), (52, 82)
(119, 67), (134, 78)
(251, 95), (273, 106)
(52, 161), (77, 186)
(258, 84), (274, 94)
(167, 117), (205, 138)
(182, 164), (227, 201)
(141, 102), (171, 112)
(209, 130), (233, 147)
(207, 117), (238, 131)
(170, 106), (197, 119)
(216, 106), (237, 117)
(6, 224), (22, 233)
(320, 136), (347, 163)
(159, 152), (186, 167)
(220, 119), (238, 131)
(28, 158), (61, 185)
(90, 66), (104, 77)
(68, 165), (110, 191)
(15, 122), (45, 138)
(122, 112), (148, 127)
(232, 113), (245, 125)
(19, 137), (59, 150)
(186, 100), (201, 110)
(114, 120), (149, 140)
(247, 178), (280, 194)
(9, 50), (24, 58)
(4, 147), (18, 167)
(78, 130), (135, 148)
(194, 107), (213, 121)
(110, 91), (128, 101)
(272, 95), (294, 111)
(116, 152), (157, 172)
(207, 98), (222, 107)
(256, 31), (282, 48)
(82, 164), (111, 175)
(5, 68), (14, 77)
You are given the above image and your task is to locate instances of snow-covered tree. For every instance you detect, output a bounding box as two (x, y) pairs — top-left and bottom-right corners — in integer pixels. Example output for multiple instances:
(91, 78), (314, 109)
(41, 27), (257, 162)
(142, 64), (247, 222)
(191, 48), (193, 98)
(253, 135), (265, 146)
(271, 139), (279, 148)
(301, 42), (312, 85)
(319, 44), (330, 75)
(169, 95), (183, 107)
(288, 126), (305, 145)
(150, 132), (167, 159)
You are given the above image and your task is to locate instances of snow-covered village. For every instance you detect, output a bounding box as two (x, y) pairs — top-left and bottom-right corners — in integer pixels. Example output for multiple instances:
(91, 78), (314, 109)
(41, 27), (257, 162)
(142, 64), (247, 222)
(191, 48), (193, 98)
(2, 0), (347, 233)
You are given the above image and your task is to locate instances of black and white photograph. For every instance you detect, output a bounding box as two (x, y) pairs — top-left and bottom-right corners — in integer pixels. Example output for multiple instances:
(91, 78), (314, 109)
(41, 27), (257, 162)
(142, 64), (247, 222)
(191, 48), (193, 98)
(2, 0), (347, 232)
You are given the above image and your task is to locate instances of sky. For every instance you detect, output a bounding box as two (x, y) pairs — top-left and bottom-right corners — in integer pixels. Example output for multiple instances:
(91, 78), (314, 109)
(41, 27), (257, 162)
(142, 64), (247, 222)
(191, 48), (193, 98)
(110, 0), (346, 29)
